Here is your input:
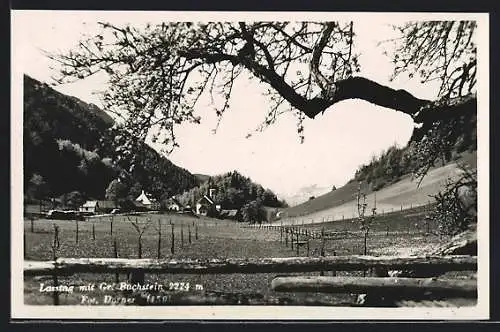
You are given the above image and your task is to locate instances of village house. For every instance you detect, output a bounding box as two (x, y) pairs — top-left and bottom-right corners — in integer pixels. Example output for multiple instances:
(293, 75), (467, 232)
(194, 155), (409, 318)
(195, 195), (215, 216)
(195, 188), (221, 217)
(79, 200), (98, 214)
(79, 200), (117, 214)
(135, 190), (160, 210)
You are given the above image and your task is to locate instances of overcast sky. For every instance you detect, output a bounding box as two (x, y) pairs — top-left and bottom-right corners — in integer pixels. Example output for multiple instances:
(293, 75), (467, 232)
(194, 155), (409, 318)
(13, 11), (462, 203)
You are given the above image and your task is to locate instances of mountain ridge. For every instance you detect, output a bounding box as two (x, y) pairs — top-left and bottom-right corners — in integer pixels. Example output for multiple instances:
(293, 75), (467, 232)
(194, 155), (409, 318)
(23, 74), (199, 202)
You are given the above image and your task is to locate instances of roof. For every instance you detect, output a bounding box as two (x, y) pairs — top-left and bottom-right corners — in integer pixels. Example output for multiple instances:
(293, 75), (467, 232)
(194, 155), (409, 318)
(197, 195), (214, 205)
(82, 201), (98, 208)
(136, 190), (153, 205)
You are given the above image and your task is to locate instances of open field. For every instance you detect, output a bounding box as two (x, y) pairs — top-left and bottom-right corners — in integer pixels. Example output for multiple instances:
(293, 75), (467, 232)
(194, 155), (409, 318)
(23, 208), (465, 306)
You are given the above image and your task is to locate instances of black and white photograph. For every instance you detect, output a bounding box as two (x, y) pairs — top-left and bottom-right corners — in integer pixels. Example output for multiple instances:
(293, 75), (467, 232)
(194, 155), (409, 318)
(11, 10), (489, 319)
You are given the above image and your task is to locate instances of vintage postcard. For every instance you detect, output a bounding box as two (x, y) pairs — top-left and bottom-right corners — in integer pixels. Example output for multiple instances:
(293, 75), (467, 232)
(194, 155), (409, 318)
(11, 10), (489, 320)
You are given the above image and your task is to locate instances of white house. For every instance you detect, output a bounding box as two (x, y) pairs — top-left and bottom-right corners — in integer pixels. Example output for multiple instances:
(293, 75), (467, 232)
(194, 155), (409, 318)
(136, 190), (152, 205)
(195, 195), (215, 216)
(79, 200), (98, 213)
(195, 189), (221, 216)
(135, 190), (160, 210)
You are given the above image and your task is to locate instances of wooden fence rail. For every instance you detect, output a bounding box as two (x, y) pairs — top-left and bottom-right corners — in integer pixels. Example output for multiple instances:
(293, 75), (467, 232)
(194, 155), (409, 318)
(271, 276), (477, 298)
(24, 255), (476, 276)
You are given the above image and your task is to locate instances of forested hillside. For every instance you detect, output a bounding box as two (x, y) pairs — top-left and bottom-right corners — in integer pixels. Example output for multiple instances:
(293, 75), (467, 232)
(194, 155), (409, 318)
(283, 119), (477, 217)
(177, 171), (287, 222)
(351, 119), (477, 193)
(23, 75), (199, 206)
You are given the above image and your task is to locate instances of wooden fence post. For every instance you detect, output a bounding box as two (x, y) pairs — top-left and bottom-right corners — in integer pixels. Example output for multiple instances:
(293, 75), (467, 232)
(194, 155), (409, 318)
(51, 224), (60, 305)
(320, 227), (325, 256)
(364, 230), (368, 256)
(285, 228), (289, 247)
(110, 216), (113, 236)
(113, 238), (119, 283)
(23, 233), (26, 257)
(30, 217), (34, 233)
(171, 223), (175, 254)
(386, 226), (389, 236)
(320, 227), (325, 276)
(332, 251), (337, 276)
(291, 229), (294, 250)
(307, 237), (310, 257)
(195, 224), (199, 240)
(181, 224), (184, 248)
(92, 223), (95, 241)
(75, 219), (79, 244)
(188, 225), (192, 245)
(296, 232), (300, 256)
(157, 220), (162, 259)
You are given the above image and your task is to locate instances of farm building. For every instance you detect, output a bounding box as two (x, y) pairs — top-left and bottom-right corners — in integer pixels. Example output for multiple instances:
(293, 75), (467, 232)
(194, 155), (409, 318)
(97, 200), (118, 213)
(79, 200), (98, 213)
(135, 190), (160, 210)
(79, 200), (118, 214)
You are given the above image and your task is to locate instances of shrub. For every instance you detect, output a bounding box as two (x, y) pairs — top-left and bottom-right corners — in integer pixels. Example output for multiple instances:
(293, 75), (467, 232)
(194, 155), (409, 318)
(431, 164), (477, 235)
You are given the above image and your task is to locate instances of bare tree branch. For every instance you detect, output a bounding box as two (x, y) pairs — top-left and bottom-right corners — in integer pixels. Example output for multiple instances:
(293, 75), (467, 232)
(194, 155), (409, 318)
(50, 20), (476, 157)
(310, 22), (336, 98)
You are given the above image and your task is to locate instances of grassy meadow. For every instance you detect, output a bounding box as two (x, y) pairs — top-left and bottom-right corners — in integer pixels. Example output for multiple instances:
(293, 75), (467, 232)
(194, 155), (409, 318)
(23, 207), (457, 306)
